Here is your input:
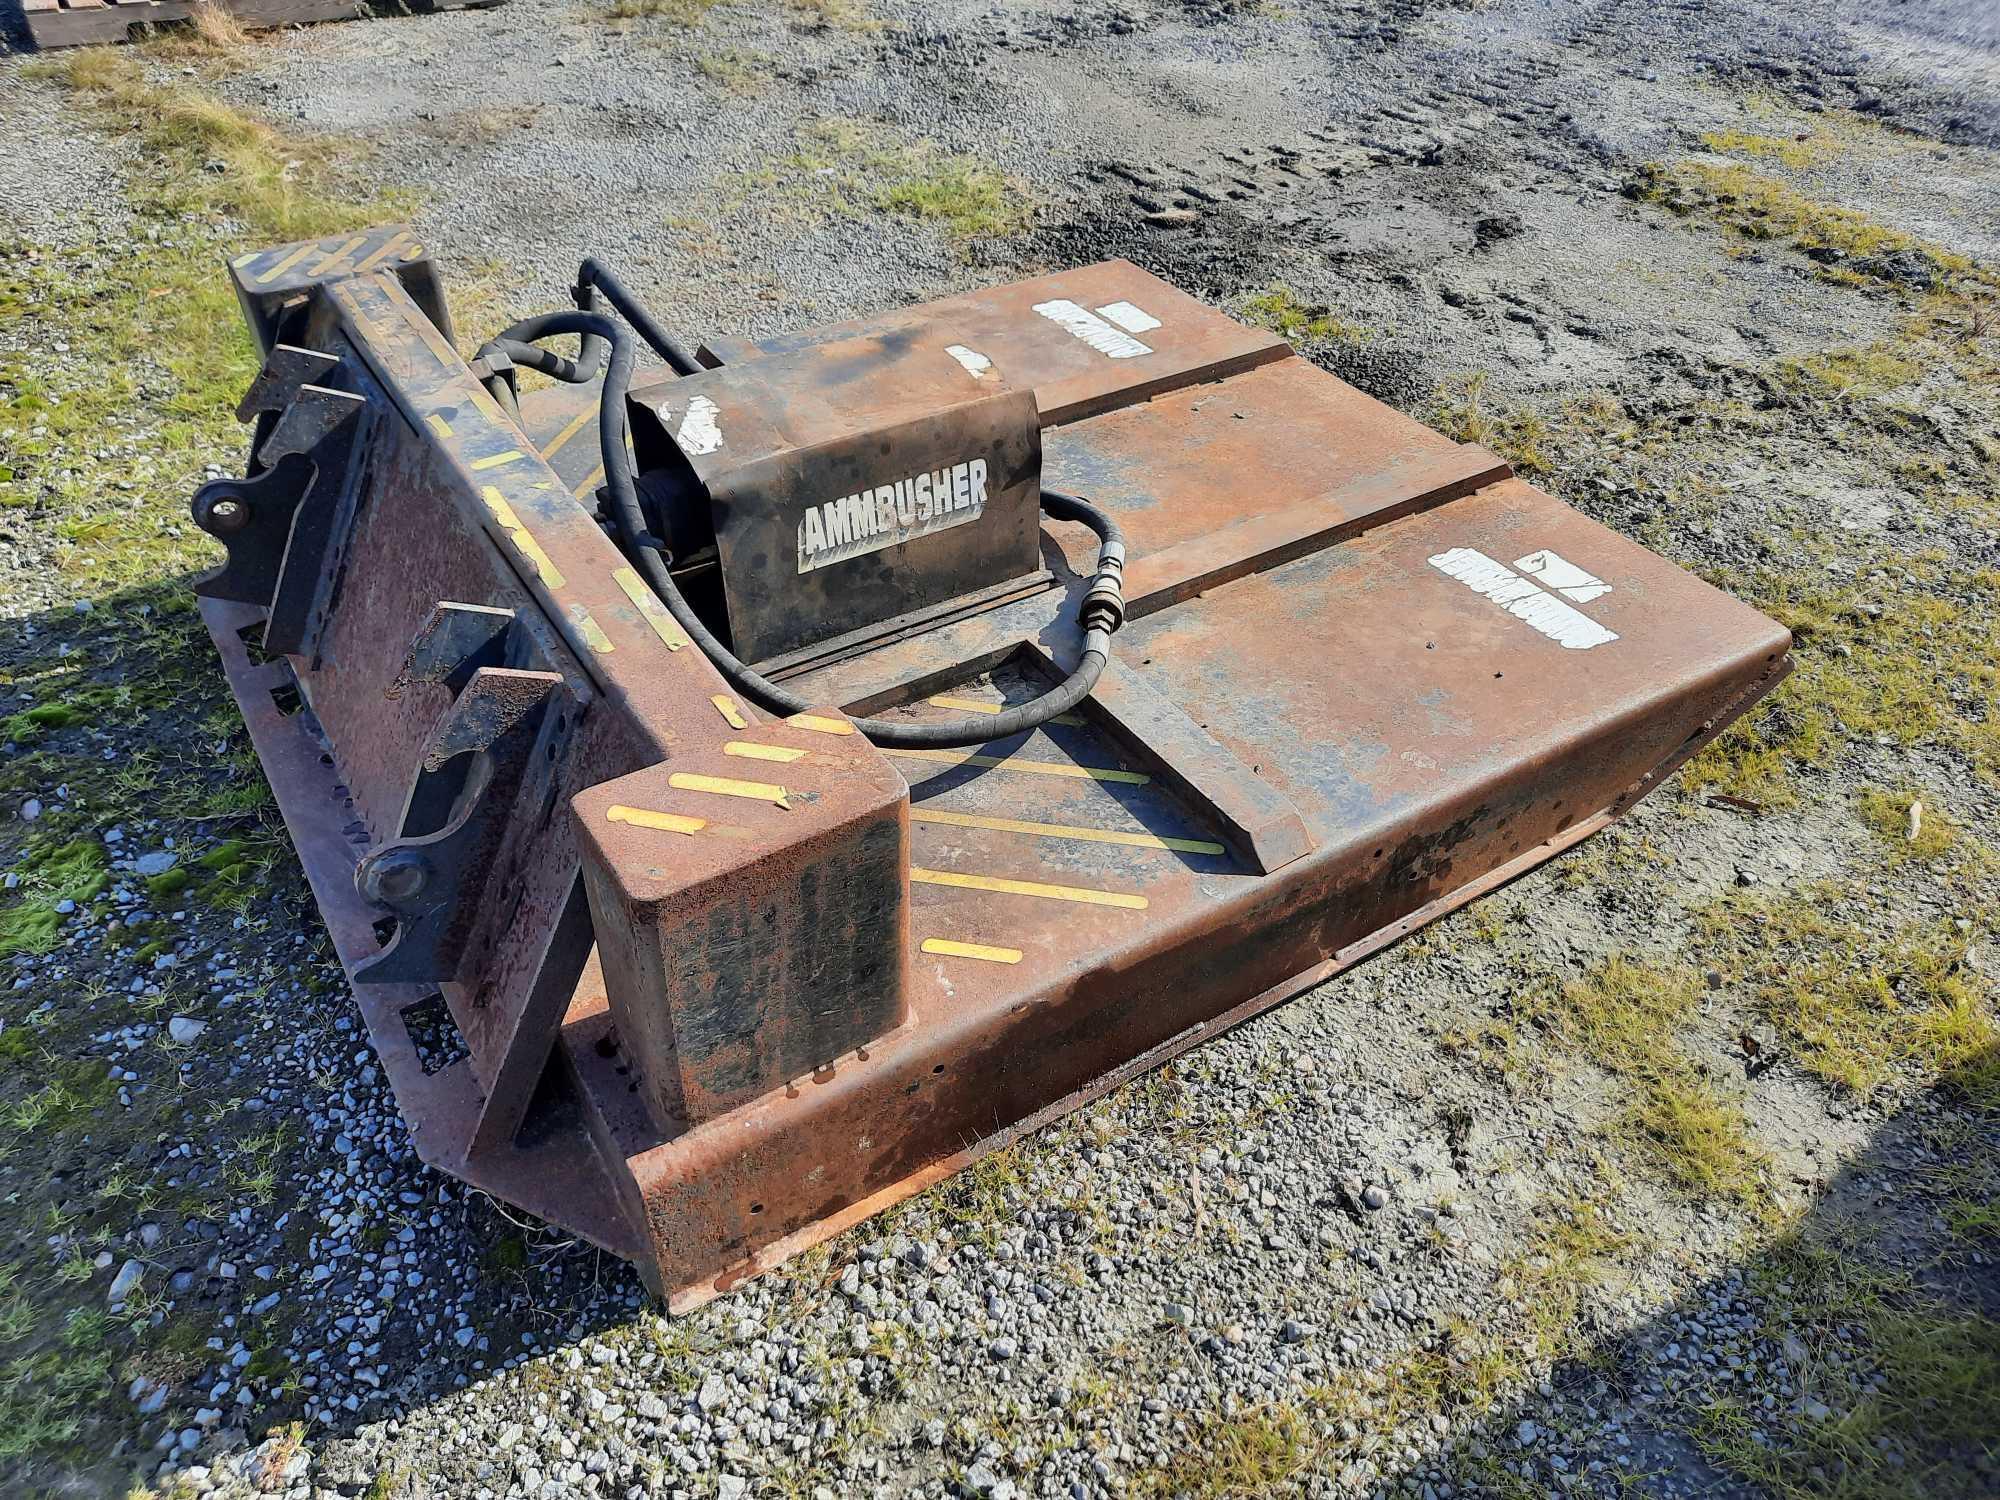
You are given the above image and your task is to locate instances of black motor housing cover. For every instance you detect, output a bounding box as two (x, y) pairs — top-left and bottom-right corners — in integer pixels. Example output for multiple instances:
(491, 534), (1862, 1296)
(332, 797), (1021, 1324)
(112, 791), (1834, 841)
(627, 346), (1044, 666)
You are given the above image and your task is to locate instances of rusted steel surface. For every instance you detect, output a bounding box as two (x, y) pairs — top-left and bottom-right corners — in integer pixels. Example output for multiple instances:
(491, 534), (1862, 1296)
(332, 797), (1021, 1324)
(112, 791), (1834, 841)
(688, 259), (1291, 427)
(574, 718), (909, 1127)
(194, 231), (1792, 1308)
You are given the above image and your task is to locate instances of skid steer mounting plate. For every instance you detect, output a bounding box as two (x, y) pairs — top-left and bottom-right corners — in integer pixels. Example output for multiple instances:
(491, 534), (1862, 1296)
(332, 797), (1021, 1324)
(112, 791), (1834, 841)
(192, 225), (1791, 1307)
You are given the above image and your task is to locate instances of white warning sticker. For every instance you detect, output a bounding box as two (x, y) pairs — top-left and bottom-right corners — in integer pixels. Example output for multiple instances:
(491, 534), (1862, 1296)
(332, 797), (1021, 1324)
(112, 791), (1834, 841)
(1514, 548), (1612, 604)
(1096, 300), (1162, 334)
(1428, 547), (1618, 650)
(664, 394), (723, 457)
(1032, 298), (1153, 359)
(945, 344), (994, 379)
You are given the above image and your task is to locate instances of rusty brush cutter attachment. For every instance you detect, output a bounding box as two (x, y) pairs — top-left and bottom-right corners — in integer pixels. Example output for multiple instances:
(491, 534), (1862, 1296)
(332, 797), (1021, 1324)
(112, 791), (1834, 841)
(191, 225), (1792, 1306)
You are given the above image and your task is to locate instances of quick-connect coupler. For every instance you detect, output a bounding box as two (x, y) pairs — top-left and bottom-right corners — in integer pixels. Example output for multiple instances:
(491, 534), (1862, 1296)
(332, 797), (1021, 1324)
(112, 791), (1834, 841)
(1081, 541), (1127, 635)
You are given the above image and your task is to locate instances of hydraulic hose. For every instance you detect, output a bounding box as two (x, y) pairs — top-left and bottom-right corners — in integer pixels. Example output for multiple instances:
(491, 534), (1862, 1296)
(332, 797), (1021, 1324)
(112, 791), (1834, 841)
(575, 259), (703, 377)
(485, 291), (1129, 750)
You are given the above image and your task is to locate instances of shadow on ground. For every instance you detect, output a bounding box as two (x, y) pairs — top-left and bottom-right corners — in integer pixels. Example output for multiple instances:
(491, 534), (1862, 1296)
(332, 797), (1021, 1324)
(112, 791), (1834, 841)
(0, 574), (646, 1497)
(1393, 1041), (2000, 1498)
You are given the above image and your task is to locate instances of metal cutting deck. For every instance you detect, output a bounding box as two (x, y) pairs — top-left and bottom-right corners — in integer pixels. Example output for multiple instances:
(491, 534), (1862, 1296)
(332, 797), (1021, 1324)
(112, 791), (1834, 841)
(196, 233), (1790, 1305)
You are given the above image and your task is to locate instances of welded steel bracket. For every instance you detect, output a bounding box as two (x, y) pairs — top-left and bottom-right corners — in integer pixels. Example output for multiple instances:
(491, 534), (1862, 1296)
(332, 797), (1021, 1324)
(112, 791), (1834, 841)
(356, 666), (564, 986)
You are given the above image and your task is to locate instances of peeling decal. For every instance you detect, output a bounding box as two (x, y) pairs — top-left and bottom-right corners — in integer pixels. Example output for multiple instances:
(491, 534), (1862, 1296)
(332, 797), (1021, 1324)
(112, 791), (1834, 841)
(787, 713), (855, 736)
(607, 805), (706, 835)
(668, 394), (724, 457)
(613, 566), (689, 650)
(669, 771), (789, 809)
(725, 741), (807, 764)
(1032, 298), (1152, 359)
(1514, 548), (1613, 604)
(944, 344), (994, 378)
(566, 602), (615, 654)
(921, 938), (1023, 965)
(1428, 547), (1618, 650)
(480, 486), (566, 589)
(1096, 300), (1162, 334)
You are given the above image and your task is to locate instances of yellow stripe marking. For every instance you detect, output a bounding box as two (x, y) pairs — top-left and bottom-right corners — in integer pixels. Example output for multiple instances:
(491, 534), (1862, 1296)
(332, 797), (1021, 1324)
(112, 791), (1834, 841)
(612, 566), (688, 650)
(726, 741), (806, 764)
(711, 695), (748, 730)
(425, 412), (454, 438)
(470, 449), (525, 472)
(927, 694), (1083, 727)
(480, 486), (565, 589)
(788, 713), (854, 736)
(310, 235), (369, 276)
(888, 748), (1149, 785)
(921, 938), (1023, 965)
(353, 233), (409, 273)
(574, 462), (607, 497)
(911, 867), (1147, 910)
(567, 603), (614, 654)
(911, 807), (1222, 855)
(669, 772), (788, 809)
(403, 244), (425, 260)
(539, 406), (595, 461)
(255, 242), (319, 285)
(606, 805), (706, 835)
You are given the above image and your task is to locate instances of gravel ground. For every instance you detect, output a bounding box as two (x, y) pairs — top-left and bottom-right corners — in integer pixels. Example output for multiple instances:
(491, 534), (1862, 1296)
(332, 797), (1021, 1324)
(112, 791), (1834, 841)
(2, 2), (1998, 1498)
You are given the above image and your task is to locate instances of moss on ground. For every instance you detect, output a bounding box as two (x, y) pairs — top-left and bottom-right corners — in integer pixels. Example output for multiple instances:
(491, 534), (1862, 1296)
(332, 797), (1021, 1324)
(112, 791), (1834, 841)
(0, 837), (108, 959)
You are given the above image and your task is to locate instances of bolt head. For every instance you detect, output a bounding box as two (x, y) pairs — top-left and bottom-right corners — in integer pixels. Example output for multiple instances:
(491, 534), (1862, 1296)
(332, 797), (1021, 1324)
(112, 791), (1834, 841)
(358, 847), (430, 905)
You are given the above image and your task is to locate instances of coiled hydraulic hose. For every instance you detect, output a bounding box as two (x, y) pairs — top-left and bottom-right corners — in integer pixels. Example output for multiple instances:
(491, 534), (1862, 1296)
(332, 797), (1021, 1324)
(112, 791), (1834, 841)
(482, 291), (1129, 750)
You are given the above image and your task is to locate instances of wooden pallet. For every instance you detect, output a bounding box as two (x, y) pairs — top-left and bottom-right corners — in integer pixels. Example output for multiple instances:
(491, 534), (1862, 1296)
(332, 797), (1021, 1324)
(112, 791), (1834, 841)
(23, 0), (496, 50)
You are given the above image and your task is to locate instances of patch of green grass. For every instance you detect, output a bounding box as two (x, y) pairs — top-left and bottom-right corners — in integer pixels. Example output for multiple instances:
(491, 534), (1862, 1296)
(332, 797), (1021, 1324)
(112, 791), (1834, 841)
(1779, 344), (1923, 400)
(1684, 558), (2000, 807)
(1697, 890), (1998, 1105)
(602, 0), (718, 19)
(1525, 959), (1770, 1205)
(1858, 788), (1967, 864)
(5, 50), (396, 592)
(932, 1141), (1029, 1245)
(1241, 286), (1369, 344)
(737, 119), (1031, 243)
(1699, 128), (1840, 172)
(1135, 1403), (1317, 1497)
(1507, 1193), (1637, 1360)
(1430, 370), (1551, 474)
(694, 49), (776, 93)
